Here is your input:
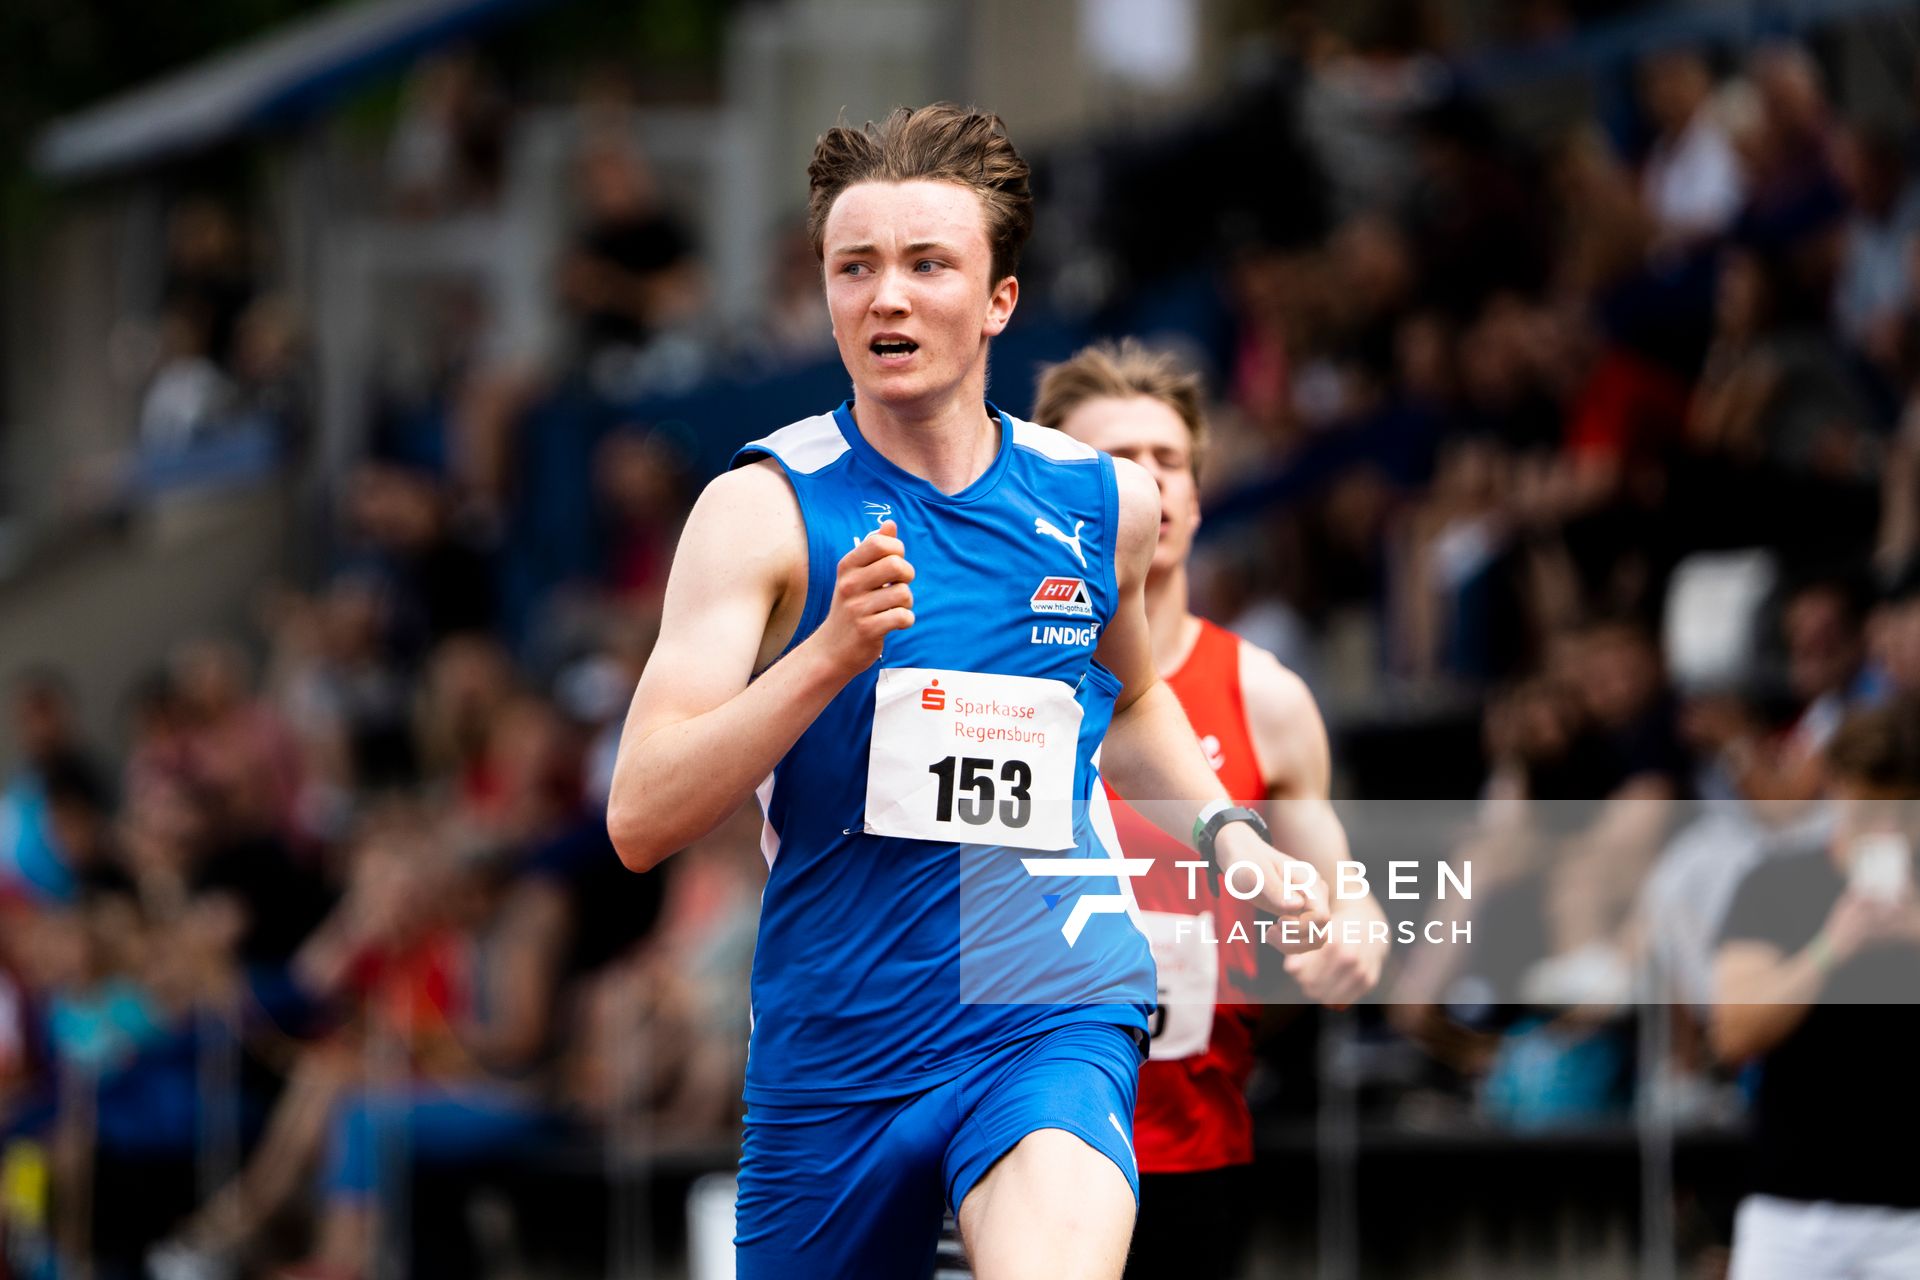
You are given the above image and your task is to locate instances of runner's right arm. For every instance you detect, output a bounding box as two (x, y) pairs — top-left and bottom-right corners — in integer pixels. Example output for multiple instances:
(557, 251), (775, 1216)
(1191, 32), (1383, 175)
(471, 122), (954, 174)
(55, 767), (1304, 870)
(606, 461), (915, 871)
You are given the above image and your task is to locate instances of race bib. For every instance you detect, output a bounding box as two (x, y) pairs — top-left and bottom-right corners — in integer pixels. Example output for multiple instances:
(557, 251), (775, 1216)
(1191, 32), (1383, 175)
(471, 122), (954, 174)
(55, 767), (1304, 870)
(864, 667), (1082, 851)
(1141, 910), (1217, 1061)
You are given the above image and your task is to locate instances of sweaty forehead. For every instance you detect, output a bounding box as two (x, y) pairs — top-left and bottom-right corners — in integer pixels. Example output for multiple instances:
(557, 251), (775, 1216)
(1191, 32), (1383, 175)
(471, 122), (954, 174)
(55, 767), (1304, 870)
(824, 179), (990, 253)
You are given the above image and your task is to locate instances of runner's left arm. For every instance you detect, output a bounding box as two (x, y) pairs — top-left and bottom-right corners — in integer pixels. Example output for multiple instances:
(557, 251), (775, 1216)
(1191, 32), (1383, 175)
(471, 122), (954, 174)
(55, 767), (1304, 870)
(1241, 645), (1386, 1007)
(1094, 459), (1328, 953)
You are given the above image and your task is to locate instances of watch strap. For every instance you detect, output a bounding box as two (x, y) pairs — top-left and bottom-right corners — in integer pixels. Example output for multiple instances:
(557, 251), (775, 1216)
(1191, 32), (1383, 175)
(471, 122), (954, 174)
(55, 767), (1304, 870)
(1194, 803), (1270, 869)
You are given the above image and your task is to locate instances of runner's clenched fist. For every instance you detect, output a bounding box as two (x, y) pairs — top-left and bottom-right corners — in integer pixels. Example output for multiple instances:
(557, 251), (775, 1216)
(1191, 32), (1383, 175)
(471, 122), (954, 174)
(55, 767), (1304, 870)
(809, 519), (916, 679)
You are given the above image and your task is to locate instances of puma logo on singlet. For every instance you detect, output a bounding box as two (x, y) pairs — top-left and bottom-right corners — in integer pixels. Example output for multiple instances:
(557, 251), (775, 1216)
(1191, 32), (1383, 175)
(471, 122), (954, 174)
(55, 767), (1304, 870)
(1033, 516), (1087, 568)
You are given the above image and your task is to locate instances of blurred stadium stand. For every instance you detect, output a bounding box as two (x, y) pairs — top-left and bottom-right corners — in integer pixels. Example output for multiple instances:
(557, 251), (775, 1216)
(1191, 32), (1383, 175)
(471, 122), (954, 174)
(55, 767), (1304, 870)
(5, 0), (1920, 1275)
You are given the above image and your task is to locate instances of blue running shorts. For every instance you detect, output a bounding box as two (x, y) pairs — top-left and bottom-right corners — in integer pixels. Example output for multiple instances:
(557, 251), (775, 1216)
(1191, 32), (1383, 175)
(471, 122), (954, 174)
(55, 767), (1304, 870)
(734, 1021), (1144, 1279)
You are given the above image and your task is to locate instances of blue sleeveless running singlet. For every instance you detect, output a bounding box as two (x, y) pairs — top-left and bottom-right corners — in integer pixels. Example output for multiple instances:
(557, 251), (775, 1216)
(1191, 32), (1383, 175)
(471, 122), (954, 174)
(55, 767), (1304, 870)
(731, 400), (1155, 1105)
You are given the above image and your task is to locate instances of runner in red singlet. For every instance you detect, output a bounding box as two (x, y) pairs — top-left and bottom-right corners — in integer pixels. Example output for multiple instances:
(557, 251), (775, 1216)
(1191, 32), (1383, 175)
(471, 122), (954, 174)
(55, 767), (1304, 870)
(1037, 340), (1388, 1277)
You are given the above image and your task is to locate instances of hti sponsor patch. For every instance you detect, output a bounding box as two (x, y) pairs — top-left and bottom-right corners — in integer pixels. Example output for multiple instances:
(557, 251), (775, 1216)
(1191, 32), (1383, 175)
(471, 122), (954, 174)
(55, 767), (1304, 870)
(1030, 576), (1094, 618)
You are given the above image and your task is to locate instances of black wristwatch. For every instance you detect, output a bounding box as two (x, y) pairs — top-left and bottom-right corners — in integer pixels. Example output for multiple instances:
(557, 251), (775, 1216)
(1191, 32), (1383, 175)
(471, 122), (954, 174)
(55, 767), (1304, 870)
(1193, 800), (1270, 873)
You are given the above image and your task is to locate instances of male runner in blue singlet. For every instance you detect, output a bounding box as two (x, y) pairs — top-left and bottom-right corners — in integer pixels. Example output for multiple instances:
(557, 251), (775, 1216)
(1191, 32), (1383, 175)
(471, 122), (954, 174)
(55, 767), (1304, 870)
(606, 104), (1328, 1280)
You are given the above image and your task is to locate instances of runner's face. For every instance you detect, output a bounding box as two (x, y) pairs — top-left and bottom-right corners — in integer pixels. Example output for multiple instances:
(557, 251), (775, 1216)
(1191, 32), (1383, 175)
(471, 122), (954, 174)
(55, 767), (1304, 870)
(823, 180), (1017, 413)
(1057, 395), (1200, 574)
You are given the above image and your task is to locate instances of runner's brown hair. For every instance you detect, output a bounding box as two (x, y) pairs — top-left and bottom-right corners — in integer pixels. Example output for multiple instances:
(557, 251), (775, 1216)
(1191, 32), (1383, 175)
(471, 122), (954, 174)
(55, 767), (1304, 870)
(808, 104), (1034, 286)
(1031, 339), (1210, 477)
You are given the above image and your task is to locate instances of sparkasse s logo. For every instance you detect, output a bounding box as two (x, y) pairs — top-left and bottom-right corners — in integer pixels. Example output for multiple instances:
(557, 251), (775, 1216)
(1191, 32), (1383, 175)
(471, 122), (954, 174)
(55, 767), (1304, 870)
(921, 680), (946, 711)
(1030, 577), (1094, 618)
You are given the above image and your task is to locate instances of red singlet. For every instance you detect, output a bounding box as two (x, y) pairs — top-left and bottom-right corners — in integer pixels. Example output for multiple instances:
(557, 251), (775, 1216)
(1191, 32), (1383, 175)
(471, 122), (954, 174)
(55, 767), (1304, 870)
(1108, 617), (1267, 1173)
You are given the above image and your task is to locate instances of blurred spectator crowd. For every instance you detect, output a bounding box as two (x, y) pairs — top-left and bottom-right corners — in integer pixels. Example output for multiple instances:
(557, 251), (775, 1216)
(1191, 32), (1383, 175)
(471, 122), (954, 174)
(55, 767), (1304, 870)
(13, 16), (1920, 1276)
(0, 618), (759, 1276)
(3, 443), (752, 1274)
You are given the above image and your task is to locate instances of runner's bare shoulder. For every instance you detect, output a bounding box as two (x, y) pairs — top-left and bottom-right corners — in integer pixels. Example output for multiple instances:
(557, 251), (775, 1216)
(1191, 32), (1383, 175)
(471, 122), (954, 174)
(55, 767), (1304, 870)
(1235, 641), (1329, 796)
(667, 457), (809, 669)
(1108, 456), (1161, 577)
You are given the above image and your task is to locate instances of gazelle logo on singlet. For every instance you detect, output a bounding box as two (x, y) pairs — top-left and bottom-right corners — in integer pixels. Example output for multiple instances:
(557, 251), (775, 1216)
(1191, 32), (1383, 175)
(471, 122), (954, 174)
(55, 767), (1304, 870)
(1033, 516), (1087, 568)
(852, 500), (895, 549)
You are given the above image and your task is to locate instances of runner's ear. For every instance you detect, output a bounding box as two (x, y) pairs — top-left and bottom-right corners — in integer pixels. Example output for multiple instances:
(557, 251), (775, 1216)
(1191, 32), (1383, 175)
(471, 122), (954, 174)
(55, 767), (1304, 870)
(984, 275), (1018, 337)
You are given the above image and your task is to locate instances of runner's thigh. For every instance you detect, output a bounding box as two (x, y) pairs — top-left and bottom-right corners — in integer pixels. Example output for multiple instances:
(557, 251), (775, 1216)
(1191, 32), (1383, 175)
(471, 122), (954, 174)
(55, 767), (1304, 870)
(951, 1023), (1142, 1280)
(735, 1092), (951, 1280)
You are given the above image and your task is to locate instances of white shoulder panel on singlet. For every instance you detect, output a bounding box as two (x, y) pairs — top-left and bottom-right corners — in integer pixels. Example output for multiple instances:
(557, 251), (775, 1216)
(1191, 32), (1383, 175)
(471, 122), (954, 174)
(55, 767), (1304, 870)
(1011, 416), (1100, 462)
(745, 412), (849, 475)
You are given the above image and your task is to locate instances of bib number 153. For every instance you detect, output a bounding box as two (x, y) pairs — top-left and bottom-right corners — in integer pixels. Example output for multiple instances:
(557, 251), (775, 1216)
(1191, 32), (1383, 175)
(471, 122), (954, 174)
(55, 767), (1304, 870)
(927, 756), (1032, 828)
(864, 667), (1079, 850)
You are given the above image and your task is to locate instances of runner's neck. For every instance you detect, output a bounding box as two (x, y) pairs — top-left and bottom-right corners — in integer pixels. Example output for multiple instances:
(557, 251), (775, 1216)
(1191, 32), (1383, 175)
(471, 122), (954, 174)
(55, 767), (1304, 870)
(851, 385), (1000, 496)
(1145, 564), (1201, 679)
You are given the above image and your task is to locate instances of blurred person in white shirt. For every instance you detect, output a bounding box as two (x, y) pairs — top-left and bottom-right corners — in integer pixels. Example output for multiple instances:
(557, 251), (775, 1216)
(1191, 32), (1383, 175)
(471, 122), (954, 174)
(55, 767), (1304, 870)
(1639, 48), (1746, 250)
(1833, 124), (1920, 354)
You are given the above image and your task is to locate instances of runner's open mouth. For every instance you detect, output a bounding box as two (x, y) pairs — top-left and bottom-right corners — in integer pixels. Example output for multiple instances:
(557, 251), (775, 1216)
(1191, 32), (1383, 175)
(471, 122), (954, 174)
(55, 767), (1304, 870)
(871, 339), (919, 356)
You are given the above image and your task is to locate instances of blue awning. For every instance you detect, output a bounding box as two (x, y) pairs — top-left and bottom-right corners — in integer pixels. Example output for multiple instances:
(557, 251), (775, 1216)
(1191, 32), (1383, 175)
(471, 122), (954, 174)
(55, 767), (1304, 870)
(34, 0), (551, 181)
